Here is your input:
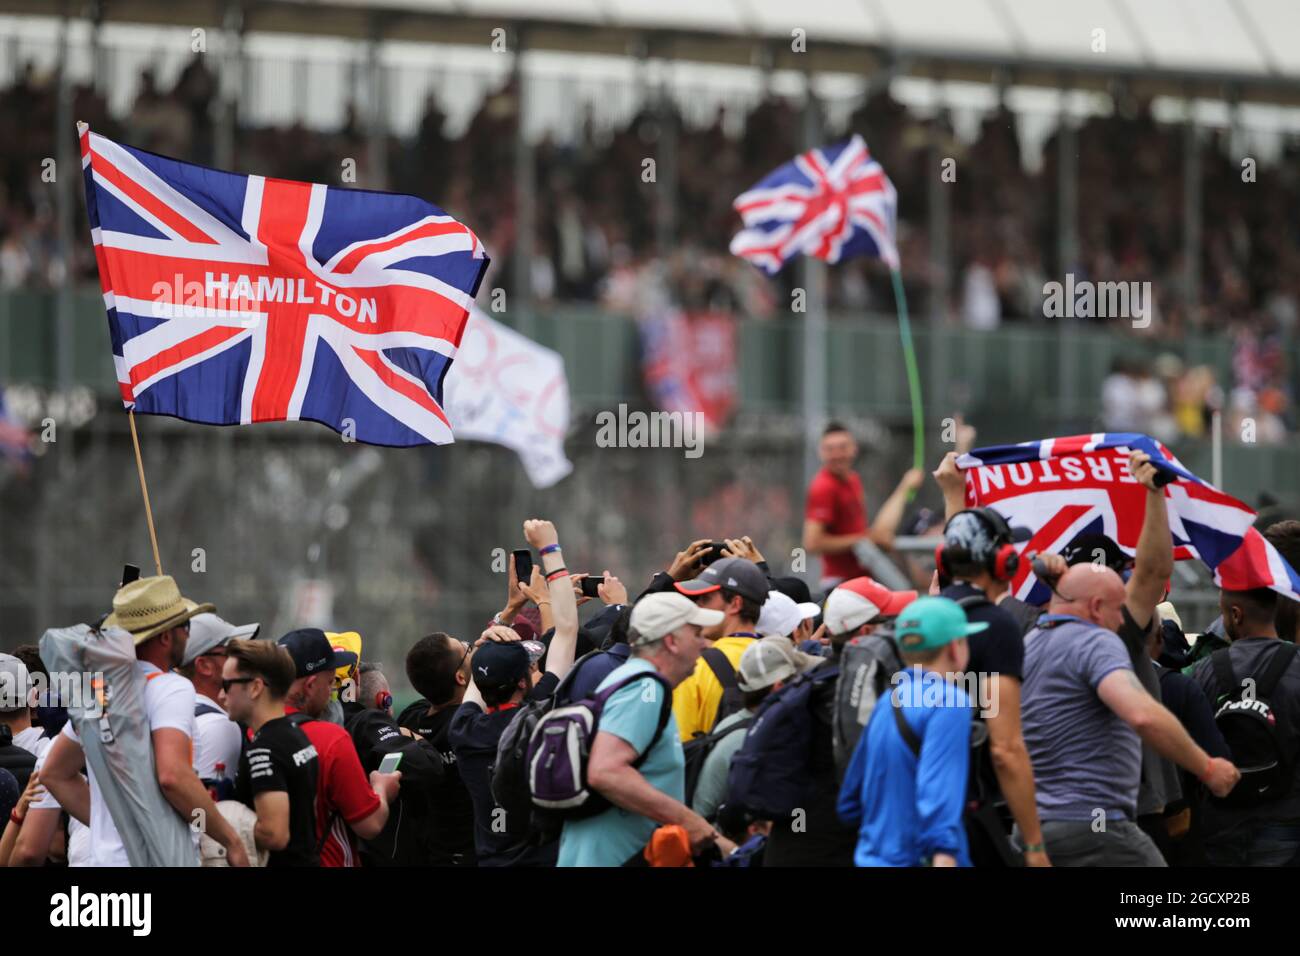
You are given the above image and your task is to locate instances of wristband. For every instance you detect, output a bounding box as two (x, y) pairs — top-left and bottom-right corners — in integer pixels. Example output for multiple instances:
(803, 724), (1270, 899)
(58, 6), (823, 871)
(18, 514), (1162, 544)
(539, 543), (561, 556)
(10, 809), (23, 826)
(545, 567), (569, 582)
(1198, 755), (1214, 782)
(1023, 842), (1045, 854)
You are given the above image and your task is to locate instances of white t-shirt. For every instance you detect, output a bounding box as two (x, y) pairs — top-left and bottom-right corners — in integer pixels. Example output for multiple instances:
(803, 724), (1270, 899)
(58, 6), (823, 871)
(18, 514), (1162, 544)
(192, 694), (242, 782)
(61, 660), (199, 867)
(12, 725), (51, 759)
(30, 748), (93, 867)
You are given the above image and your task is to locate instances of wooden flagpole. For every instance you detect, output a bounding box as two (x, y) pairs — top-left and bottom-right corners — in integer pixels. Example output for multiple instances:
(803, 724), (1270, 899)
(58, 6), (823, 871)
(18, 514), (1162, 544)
(128, 409), (163, 576)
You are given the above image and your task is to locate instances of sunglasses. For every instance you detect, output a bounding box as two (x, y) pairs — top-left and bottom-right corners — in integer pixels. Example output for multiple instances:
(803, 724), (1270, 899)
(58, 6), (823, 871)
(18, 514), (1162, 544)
(221, 677), (256, 693)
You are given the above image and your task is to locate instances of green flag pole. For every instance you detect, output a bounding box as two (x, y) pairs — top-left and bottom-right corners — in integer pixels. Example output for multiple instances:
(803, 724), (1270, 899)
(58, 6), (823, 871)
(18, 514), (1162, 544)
(890, 266), (925, 493)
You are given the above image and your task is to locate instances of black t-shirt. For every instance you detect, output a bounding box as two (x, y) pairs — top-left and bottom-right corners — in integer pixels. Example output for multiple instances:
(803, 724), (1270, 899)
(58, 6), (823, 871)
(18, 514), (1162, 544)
(448, 671), (560, 867)
(345, 705), (447, 866)
(941, 583), (1025, 684)
(1117, 605), (1180, 815)
(941, 583), (1024, 808)
(236, 715), (320, 867)
(396, 699), (478, 866)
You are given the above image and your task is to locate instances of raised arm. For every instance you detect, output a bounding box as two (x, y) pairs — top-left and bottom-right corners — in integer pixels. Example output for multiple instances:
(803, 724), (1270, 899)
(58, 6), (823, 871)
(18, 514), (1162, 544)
(870, 469), (926, 549)
(1124, 450), (1174, 629)
(525, 518), (579, 679)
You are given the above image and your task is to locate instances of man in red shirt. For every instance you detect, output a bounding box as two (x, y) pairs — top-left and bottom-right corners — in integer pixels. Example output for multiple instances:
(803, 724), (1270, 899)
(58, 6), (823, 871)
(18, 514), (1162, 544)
(277, 628), (401, 867)
(803, 422), (924, 591)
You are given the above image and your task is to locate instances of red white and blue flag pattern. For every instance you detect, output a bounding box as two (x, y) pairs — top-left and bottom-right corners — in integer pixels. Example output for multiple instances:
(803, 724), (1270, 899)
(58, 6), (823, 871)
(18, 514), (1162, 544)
(957, 432), (1300, 605)
(79, 124), (488, 446)
(730, 134), (898, 275)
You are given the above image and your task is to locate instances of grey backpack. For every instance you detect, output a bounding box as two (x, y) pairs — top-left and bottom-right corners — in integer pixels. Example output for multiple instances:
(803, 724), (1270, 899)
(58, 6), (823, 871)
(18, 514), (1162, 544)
(39, 624), (198, 867)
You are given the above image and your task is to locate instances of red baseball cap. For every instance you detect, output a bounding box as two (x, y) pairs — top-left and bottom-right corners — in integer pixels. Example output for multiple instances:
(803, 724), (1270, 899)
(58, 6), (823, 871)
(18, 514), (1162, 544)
(823, 577), (918, 635)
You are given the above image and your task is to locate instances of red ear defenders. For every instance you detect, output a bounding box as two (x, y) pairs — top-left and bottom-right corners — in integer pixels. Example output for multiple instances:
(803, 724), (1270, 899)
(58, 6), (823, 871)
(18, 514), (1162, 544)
(934, 508), (1021, 582)
(376, 690), (393, 711)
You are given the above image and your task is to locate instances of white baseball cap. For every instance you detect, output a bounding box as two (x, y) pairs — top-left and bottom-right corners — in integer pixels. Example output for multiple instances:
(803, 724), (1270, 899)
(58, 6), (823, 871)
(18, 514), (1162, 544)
(629, 593), (725, 647)
(756, 591), (820, 638)
(0, 654), (32, 711)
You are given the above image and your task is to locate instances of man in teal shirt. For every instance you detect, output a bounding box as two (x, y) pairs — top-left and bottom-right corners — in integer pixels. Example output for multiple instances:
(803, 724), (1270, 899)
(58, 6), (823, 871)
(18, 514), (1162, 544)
(838, 596), (986, 867)
(559, 592), (733, 866)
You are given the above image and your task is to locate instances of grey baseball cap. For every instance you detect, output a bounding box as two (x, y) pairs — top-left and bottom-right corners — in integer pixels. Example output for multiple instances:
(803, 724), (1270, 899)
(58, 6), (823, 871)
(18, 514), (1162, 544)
(674, 557), (769, 604)
(737, 637), (823, 692)
(182, 613), (261, 666)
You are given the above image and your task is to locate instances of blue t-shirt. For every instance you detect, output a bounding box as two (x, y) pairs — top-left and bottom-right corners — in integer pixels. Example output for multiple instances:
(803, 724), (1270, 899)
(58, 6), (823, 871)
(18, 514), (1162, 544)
(837, 668), (972, 867)
(558, 658), (684, 867)
(1021, 616), (1140, 821)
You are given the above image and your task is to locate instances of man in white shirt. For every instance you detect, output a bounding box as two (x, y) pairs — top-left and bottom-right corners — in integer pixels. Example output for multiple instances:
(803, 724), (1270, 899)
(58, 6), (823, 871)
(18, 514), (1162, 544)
(41, 575), (250, 867)
(179, 612), (259, 791)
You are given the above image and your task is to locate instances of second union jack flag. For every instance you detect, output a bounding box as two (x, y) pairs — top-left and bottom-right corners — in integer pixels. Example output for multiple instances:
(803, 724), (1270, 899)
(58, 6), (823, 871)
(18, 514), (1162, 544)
(80, 123), (488, 446)
(729, 134), (898, 275)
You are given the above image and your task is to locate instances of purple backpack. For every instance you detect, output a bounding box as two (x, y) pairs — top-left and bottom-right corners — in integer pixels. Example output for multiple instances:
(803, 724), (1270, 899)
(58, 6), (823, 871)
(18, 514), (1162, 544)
(526, 669), (673, 819)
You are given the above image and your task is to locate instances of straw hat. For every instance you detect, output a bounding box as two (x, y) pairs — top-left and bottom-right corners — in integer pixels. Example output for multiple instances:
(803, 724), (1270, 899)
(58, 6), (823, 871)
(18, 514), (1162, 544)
(102, 575), (215, 645)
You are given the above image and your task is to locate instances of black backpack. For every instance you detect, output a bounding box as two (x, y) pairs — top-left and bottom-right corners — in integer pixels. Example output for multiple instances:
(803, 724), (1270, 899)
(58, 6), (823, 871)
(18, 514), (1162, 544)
(1210, 642), (1299, 808)
(683, 716), (753, 811)
(490, 648), (603, 835)
(701, 647), (744, 728)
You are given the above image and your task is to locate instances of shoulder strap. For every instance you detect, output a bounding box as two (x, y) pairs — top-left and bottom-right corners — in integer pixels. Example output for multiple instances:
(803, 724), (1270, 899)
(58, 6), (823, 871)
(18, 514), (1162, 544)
(956, 593), (991, 612)
(604, 672), (673, 771)
(194, 702), (225, 719)
(701, 647), (739, 692)
(1255, 642), (1300, 700)
(1210, 648), (1239, 702)
(890, 691), (922, 758)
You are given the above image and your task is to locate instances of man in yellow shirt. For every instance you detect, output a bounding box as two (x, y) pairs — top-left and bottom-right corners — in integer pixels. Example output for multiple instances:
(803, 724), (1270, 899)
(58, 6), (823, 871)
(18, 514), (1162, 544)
(671, 557), (770, 741)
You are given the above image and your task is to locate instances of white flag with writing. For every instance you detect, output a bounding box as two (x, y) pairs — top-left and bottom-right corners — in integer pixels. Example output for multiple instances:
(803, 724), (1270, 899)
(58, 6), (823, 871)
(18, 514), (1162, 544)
(443, 309), (572, 488)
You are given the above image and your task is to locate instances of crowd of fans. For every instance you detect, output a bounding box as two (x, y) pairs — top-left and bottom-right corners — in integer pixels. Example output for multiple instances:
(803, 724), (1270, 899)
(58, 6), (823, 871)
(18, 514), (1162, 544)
(3, 54), (1300, 336)
(2, 422), (1300, 868)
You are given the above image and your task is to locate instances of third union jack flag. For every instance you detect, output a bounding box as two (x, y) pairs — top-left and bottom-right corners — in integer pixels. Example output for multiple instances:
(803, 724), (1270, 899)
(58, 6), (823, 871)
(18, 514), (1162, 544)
(957, 433), (1300, 604)
(79, 123), (488, 446)
(729, 134), (898, 275)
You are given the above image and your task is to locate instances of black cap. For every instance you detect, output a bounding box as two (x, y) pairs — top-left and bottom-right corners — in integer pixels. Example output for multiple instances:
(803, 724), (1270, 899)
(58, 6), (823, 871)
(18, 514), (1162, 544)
(675, 557), (769, 604)
(277, 628), (354, 679)
(1061, 533), (1132, 573)
(770, 575), (813, 606)
(471, 642), (531, 692)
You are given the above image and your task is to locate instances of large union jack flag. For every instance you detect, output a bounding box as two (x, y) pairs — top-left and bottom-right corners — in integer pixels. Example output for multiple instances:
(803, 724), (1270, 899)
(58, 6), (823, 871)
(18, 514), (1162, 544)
(79, 124), (488, 446)
(957, 433), (1300, 605)
(729, 134), (898, 275)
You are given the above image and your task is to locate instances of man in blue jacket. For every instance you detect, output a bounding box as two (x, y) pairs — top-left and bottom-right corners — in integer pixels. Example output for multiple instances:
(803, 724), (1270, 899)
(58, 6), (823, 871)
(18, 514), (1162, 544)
(837, 596), (987, 867)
